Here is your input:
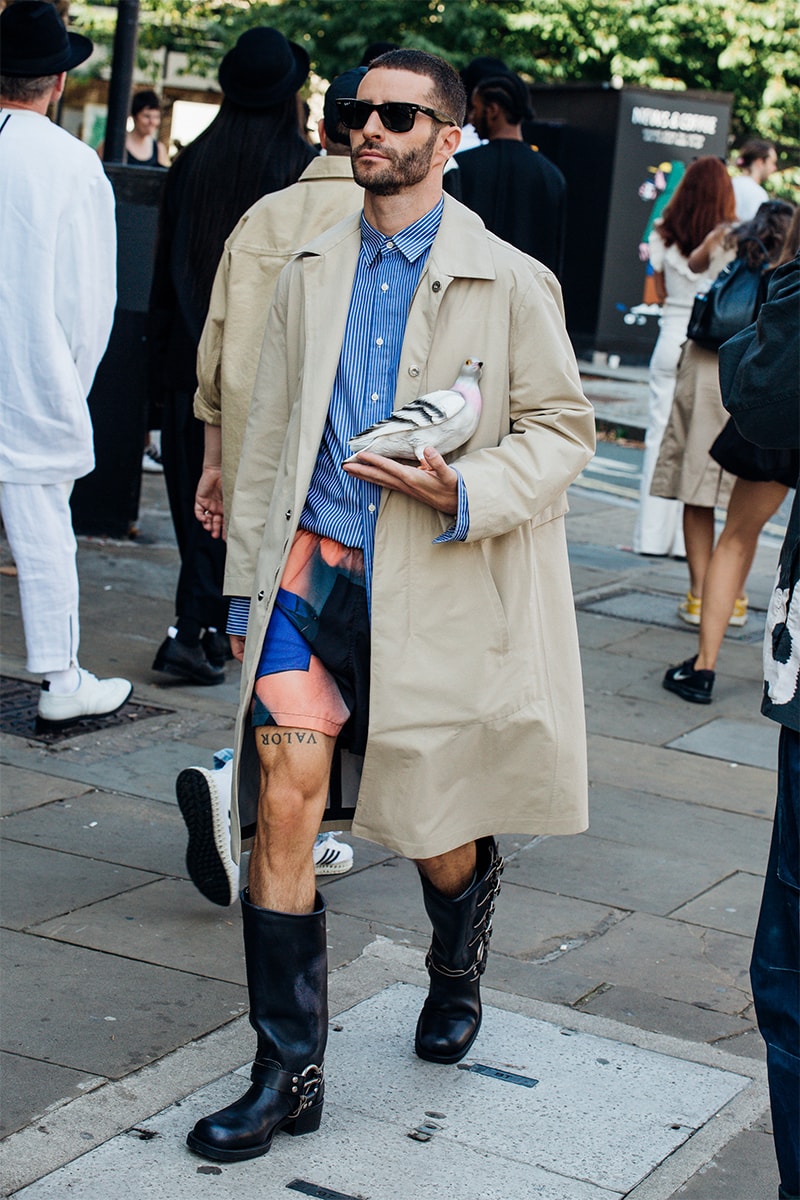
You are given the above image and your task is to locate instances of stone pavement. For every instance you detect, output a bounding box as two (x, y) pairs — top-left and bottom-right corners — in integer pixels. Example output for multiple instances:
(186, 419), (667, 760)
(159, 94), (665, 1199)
(0, 377), (786, 1199)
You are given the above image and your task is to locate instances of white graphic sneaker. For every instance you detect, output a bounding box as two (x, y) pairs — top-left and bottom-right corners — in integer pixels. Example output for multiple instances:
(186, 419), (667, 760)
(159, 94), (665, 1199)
(175, 761), (239, 906)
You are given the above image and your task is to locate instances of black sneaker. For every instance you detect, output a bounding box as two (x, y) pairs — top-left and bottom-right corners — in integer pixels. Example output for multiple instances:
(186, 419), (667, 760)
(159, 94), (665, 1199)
(663, 657), (715, 704)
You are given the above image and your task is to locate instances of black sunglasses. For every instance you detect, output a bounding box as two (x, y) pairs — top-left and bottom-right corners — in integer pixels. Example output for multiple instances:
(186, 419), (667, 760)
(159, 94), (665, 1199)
(336, 98), (456, 134)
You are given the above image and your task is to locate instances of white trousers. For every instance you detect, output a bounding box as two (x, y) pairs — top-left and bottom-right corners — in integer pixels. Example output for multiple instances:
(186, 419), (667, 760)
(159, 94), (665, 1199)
(0, 481), (80, 673)
(632, 310), (687, 556)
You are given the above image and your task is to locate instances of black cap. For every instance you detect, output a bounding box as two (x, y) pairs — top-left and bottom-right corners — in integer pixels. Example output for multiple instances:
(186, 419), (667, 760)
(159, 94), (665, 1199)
(0, 0), (93, 78)
(323, 66), (367, 145)
(217, 27), (309, 109)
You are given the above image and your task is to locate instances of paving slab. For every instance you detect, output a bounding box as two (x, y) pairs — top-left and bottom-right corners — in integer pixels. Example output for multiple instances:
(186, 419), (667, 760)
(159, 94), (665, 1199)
(668, 718), (780, 772)
(1, 930), (246, 1081)
(508, 829), (733, 917)
(577, 984), (757, 1047)
(564, 912), (752, 1016)
(32, 878), (246, 984)
(10, 983), (753, 1200)
(0, 765), (92, 815)
(673, 1122), (779, 1199)
(584, 688), (710, 746)
(0, 1052), (100, 1139)
(582, 589), (762, 643)
(2, 790), (187, 878)
(670, 871), (765, 937)
(587, 734), (776, 818)
(0, 841), (159, 929)
(586, 785), (772, 877)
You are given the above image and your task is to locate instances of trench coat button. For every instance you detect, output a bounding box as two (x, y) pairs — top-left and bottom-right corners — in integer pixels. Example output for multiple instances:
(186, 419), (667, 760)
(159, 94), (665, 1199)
(408, 364), (420, 378)
(432, 280), (441, 292)
(257, 590), (265, 602)
(285, 509), (292, 520)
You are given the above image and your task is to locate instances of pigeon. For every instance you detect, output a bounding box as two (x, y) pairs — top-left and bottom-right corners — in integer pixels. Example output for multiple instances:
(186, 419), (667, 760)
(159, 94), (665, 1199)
(344, 358), (483, 463)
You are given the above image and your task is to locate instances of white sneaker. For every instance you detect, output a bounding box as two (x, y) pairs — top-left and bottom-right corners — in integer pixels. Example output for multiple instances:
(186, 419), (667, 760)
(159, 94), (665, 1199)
(142, 442), (163, 473)
(175, 762), (239, 907)
(37, 668), (133, 729)
(314, 832), (354, 876)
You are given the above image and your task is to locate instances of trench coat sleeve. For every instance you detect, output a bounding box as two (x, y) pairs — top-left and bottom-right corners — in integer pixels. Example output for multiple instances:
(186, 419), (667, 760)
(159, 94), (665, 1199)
(456, 268), (595, 540)
(193, 237), (235, 428)
(222, 266), (294, 598)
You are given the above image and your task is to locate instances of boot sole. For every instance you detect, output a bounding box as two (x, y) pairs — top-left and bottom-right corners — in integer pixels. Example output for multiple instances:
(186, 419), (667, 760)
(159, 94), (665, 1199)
(176, 770), (238, 907)
(185, 1101), (323, 1162)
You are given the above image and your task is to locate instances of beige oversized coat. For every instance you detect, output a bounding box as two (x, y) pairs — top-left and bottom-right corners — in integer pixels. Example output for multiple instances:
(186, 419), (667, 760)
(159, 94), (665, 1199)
(193, 156), (363, 509)
(225, 195), (596, 861)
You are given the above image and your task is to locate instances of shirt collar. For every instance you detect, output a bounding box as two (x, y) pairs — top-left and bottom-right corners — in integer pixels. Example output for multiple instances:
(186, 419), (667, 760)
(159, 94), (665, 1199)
(359, 196), (444, 266)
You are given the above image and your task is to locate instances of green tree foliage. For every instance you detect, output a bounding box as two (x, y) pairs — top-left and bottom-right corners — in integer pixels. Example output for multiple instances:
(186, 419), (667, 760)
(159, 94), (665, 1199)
(74, 0), (798, 187)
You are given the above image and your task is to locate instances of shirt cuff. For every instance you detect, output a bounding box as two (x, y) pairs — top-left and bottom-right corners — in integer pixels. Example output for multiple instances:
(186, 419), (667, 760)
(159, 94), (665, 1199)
(226, 597), (250, 637)
(432, 470), (470, 543)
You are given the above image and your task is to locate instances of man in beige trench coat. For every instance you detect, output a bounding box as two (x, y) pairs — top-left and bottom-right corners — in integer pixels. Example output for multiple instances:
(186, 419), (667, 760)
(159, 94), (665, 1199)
(188, 49), (596, 1164)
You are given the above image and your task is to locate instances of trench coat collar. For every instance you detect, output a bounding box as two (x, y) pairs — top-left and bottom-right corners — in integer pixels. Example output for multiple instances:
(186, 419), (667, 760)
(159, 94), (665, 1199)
(296, 191), (497, 283)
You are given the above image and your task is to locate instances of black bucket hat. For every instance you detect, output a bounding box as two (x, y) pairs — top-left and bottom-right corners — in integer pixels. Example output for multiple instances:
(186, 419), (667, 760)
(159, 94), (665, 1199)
(217, 27), (310, 109)
(0, 0), (93, 78)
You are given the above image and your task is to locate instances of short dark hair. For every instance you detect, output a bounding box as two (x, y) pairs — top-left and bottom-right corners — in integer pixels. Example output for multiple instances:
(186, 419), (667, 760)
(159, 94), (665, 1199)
(474, 74), (533, 125)
(131, 89), (160, 117)
(367, 48), (466, 128)
(736, 137), (775, 168)
(0, 72), (57, 102)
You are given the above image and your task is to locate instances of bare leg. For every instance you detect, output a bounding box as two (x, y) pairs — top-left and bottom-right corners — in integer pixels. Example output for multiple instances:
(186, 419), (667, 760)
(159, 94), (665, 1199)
(416, 840), (477, 897)
(695, 479), (788, 671)
(683, 503), (716, 598)
(248, 726), (336, 914)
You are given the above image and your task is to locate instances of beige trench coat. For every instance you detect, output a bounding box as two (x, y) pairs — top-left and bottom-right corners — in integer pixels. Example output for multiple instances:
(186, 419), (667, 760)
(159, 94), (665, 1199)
(193, 156), (363, 509)
(225, 195), (596, 861)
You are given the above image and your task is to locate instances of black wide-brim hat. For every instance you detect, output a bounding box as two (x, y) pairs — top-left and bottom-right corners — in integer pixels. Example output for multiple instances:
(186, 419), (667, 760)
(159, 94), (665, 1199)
(0, 0), (93, 78)
(218, 27), (310, 109)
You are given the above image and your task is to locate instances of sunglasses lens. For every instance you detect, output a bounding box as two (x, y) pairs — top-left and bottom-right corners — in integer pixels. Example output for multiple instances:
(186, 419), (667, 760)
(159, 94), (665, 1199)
(381, 104), (416, 133)
(336, 99), (368, 129)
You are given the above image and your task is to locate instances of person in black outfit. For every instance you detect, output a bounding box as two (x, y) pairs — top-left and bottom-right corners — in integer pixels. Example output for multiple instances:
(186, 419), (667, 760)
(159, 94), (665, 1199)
(148, 28), (314, 685)
(456, 72), (566, 276)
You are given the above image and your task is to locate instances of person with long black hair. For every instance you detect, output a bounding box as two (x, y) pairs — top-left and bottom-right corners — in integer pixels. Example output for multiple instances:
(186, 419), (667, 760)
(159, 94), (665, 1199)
(149, 27), (314, 686)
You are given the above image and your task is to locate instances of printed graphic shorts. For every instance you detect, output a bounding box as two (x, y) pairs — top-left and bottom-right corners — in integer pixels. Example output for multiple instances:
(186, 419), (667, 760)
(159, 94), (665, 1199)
(251, 530), (370, 755)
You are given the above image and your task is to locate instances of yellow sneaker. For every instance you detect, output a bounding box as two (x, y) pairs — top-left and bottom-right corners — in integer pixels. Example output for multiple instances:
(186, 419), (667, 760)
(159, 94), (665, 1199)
(677, 591), (702, 625)
(729, 595), (748, 627)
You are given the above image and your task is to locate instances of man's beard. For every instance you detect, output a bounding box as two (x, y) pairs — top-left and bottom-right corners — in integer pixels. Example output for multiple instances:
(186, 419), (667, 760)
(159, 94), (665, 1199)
(352, 127), (439, 196)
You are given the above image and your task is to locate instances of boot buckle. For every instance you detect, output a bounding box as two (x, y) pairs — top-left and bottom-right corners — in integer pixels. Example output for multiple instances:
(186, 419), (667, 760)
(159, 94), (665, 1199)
(290, 1063), (324, 1116)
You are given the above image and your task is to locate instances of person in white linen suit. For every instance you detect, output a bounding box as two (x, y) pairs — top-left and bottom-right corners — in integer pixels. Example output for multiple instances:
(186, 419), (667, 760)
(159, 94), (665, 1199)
(0, 1), (132, 728)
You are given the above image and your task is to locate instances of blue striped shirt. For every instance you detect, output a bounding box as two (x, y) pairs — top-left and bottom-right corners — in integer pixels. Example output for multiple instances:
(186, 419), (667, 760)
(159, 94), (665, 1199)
(227, 198), (468, 635)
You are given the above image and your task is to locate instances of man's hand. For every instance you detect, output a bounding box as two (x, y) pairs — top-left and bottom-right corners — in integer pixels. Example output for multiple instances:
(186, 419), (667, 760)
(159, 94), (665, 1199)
(230, 635), (245, 663)
(342, 445), (458, 514)
(194, 467), (225, 539)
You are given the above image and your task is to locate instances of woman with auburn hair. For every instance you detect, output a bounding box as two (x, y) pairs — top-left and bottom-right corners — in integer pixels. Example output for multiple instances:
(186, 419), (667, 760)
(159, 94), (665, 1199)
(656, 200), (795, 681)
(633, 156), (736, 557)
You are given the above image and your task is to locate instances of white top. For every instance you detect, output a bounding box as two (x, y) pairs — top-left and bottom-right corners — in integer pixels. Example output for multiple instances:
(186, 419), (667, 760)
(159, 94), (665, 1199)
(732, 174), (768, 222)
(648, 227), (712, 314)
(0, 108), (117, 483)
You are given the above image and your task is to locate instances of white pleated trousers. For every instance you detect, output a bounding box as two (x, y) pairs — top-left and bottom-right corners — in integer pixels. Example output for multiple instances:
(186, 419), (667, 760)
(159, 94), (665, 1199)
(0, 481), (80, 673)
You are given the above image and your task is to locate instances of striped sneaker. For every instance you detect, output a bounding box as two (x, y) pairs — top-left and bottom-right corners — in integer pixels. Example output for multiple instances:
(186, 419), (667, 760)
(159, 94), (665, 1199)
(313, 832), (354, 875)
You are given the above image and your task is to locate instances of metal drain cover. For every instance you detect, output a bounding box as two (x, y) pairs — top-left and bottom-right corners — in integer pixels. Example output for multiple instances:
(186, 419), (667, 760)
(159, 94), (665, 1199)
(0, 676), (171, 743)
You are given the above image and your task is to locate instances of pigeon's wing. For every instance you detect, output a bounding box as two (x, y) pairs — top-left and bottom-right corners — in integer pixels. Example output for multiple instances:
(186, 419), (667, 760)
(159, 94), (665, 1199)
(353, 390), (465, 440)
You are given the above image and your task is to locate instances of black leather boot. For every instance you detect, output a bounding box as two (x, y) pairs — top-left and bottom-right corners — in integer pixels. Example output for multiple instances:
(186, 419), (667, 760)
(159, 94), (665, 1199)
(415, 837), (503, 1064)
(187, 889), (327, 1162)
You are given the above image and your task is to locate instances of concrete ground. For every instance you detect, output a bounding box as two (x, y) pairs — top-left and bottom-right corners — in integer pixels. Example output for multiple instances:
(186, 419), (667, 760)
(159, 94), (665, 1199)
(0, 372), (786, 1199)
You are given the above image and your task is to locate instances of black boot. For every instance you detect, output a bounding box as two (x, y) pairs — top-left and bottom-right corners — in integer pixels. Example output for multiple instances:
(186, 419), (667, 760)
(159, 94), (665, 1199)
(415, 837), (503, 1064)
(187, 889), (327, 1162)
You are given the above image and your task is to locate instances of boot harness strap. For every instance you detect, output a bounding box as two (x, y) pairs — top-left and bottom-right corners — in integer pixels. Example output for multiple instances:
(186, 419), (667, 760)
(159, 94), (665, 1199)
(250, 1061), (323, 1115)
(427, 854), (504, 982)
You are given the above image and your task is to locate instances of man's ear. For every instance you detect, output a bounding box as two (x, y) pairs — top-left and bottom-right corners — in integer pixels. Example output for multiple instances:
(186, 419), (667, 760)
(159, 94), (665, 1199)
(49, 71), (67, 106)
(439, 123), (461, 160)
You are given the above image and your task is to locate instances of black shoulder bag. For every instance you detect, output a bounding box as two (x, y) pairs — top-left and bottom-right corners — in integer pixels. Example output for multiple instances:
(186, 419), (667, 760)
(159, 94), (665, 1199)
(686, 238), (768, 351)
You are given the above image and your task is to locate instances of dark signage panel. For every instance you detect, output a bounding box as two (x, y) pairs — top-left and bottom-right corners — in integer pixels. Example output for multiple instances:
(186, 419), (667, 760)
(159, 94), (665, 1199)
(527, 86), (731, 364)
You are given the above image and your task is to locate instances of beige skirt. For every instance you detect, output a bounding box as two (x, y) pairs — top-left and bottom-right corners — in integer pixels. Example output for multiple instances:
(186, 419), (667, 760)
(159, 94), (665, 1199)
(650, 341), (735, 507)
